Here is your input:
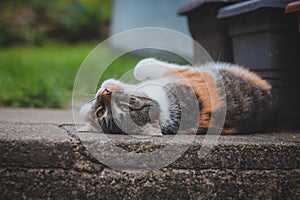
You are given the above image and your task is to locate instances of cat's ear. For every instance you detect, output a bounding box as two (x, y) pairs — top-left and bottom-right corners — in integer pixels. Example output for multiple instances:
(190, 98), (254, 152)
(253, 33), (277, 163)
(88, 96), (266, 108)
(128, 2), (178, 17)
(100, 79), (121, 89)
(134, 58), (181, 81)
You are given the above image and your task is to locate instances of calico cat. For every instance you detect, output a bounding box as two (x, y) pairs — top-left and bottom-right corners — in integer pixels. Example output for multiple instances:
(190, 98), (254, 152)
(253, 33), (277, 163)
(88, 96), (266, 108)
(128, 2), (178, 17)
(81, 58), (273, 135)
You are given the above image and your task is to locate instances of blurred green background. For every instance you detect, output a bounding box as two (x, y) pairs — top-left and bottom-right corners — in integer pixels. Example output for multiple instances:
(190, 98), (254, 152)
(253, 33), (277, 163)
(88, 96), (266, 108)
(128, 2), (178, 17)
(0, 0), (140, 108)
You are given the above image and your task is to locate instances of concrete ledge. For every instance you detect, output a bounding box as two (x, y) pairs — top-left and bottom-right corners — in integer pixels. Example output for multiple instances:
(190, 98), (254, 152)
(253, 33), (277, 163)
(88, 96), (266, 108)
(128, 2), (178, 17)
(63, 125), (300, 171)
(0, 123), (300, 199)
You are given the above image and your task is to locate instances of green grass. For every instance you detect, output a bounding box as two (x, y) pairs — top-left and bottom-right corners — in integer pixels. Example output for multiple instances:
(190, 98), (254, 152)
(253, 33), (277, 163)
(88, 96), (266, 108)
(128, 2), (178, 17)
(0, 42), (141, 108)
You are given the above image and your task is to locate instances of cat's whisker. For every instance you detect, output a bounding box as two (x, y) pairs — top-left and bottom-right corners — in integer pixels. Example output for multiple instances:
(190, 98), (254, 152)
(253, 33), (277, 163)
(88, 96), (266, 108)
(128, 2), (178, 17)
(87, 97), (97, 103)
(217, 53), (222, 63)
(82, 93), (96, 97)
(78, 92), (97, 103)
(80, 96), (92, 100)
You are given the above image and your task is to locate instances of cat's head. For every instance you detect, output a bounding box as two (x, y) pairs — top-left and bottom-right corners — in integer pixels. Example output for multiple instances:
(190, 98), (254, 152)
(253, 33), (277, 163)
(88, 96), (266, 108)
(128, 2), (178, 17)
(86, 88), (161, 135)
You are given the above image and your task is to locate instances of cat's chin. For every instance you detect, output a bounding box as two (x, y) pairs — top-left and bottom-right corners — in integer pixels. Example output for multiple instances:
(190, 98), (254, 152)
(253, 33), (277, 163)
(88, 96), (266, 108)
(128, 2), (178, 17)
(78, 124), (97, 132)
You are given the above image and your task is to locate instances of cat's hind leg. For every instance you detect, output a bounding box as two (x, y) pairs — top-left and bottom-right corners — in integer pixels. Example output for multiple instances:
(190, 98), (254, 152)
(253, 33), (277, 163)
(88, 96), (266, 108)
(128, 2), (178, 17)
(134, 58), (182, 81)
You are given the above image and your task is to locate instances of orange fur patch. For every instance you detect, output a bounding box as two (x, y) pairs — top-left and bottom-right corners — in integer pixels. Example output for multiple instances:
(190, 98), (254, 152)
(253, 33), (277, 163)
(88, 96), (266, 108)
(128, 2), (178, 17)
(165, 68), (223, 129)
(226, 67), (271, 90)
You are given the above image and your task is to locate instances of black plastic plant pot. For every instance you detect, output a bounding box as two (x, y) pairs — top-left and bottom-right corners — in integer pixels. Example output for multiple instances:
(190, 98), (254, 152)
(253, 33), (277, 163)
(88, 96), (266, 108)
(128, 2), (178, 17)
(178, 0), (241, 63)
(285, 0), (300, 32)
(218, 0), (300, 129)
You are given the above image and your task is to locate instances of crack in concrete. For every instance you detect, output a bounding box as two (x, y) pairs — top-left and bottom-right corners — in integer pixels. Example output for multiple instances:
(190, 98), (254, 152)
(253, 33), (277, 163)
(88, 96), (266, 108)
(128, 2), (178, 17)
(58, 124), (105, 173)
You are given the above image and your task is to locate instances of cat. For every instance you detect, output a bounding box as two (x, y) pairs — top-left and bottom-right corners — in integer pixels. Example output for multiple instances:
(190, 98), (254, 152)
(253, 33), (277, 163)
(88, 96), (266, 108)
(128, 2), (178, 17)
(81, 58), (274, 135)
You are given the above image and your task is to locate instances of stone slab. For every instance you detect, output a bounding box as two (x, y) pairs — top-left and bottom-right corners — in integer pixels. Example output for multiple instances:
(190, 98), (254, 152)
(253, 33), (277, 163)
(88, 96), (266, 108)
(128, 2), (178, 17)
(0, 123), (74, 168)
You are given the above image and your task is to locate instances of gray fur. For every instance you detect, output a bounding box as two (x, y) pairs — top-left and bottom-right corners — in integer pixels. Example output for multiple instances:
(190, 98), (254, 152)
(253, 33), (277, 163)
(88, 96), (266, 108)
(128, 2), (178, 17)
(217, 69), (273, 132)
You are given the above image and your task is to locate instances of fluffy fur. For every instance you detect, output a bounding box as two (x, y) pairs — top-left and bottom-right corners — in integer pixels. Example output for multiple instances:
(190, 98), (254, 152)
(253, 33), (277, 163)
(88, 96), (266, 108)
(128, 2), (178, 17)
(81, 58), (273, 135)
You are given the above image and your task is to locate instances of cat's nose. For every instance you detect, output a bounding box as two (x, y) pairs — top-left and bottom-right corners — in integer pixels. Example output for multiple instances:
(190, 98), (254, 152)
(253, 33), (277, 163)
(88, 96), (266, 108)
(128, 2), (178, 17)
(103, 88), (112, 95)
(96, 88), (112, 97)
(95, 88), (105, 97)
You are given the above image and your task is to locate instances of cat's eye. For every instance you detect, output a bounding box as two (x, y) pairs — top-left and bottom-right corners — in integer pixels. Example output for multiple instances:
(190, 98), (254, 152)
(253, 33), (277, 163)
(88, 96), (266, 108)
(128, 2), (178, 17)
(96, 107), (105, 118)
